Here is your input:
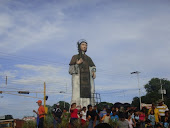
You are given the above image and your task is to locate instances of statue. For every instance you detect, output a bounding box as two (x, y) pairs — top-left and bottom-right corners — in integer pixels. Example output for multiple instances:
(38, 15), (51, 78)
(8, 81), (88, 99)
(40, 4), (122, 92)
(69, 39), (96, 107)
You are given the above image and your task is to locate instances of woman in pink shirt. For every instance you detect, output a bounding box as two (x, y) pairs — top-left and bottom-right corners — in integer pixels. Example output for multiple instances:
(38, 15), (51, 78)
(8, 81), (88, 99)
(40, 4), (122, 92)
(70, 103), (81, 127)
(139, 110), (145, 128)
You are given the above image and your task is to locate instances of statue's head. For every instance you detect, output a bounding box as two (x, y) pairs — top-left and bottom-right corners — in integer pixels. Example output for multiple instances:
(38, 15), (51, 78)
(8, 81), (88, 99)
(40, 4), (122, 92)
(78, 39), (88, 52)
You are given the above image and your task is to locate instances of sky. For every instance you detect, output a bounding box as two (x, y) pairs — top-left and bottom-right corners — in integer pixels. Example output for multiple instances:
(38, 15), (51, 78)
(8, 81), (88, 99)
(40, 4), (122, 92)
(0, 0), (170, 119)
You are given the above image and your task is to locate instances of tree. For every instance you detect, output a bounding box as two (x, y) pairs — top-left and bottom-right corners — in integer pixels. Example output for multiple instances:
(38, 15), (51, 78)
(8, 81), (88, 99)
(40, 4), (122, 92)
(131, 97), (140, 109)
(131, 78), (170, 108)
(96, 102), (114, 110)
(52, 101), (70, 111)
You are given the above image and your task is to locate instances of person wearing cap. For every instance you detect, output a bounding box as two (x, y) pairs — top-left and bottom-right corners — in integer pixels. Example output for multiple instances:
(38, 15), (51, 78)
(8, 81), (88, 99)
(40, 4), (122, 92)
(33, 100), (46, 128)
(156, 99), (169, 123)
(52, 103), (62, 128)
(69, 39), (96, 107)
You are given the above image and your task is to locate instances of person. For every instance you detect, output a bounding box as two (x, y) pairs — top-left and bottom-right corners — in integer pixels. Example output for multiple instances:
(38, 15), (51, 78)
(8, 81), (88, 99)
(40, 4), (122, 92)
(115, 107), (119, 114)
(99, 106), (107, 119)
(148, 110), (155, 127)
(110, 106), (115, 112)
(117, 113), (129, 128)
(70, 103), (81, 127)
(80, 106), (87, 126)
(133, 111), (140, 128)
(69, 39), (96, 107)
(130, 110), (136, 128)
(148, 103), (160, 125)
(86, 105), (97, 128)
(145, 119), (152, 128)
(126, 114), (133, 128)
(110, 110), (119, 121)
(156, 99), (169, 124)
(101, 109), (111, 124)
(139, 109), (145, 128)
(93, 105), (100, 125)
(61, 108), (70, 126)
(94, 123), (112, 128)
(163, 111), (169, 128)
(33, 100), (46, 128)
(52, 103), (62, 128)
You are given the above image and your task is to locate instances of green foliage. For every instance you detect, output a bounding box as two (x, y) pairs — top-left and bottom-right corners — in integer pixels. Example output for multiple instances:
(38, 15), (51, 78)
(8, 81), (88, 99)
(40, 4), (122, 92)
(22, 120), (36, 128)
(96, 102), (114, 110)
(52, 101), (70, 111)
(108, 119), (118, 128)
(131, 97), (140, 109)
(44, 114), (53, 128)
(144, 78), (162, 93)
(132, 78), (170, 108)
(58, 121), (69, 128)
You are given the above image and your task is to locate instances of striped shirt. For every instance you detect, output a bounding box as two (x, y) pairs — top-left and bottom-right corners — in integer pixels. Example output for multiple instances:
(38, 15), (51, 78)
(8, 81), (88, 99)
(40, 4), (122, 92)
(156, 104), (169, 116)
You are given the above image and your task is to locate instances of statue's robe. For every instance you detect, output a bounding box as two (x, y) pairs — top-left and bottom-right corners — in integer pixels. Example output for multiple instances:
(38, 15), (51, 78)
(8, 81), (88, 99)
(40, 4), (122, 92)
(69, 54), (96, 107)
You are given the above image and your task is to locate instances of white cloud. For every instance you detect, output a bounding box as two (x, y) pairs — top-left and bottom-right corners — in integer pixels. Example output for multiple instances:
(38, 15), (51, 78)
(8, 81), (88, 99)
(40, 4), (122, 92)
(0, 70), (17, 79)
(12, 64), (71, 92)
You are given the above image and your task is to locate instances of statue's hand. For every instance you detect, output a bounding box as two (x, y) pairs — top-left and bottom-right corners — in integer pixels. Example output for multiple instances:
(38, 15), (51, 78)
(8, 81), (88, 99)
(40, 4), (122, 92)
(76, 58), (83, 65)
(92, 72), (96, 79)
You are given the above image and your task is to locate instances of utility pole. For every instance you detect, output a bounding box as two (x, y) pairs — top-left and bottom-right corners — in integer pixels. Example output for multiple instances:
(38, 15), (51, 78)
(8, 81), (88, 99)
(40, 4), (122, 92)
(64, 83), (67, 108)
(131, 71), (141, 110)
(44, 82), (46, 108)
(160, 79), (167, 101)
(6, 76), (7, 85)
(160, 79), (163, 101)
(63, 83), (67, 108)
(44, 82), (46, 118)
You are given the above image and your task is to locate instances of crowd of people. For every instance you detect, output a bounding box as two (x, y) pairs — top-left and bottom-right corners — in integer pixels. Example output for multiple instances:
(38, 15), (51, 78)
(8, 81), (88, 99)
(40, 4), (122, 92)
(34, 99), (170, 128)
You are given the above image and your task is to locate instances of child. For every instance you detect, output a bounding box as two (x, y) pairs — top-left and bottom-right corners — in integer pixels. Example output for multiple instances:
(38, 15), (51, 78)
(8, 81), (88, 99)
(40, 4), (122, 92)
(80, 106), (87, 126)
(101, 109), (111, 123)
(110, 110), (119, 121)
(134, 111), (140, 128)
(145, 119), (152, 128)
(61, 108), (70, 124)
(163, 111), (169, 128)
(148, 110), (155, 127)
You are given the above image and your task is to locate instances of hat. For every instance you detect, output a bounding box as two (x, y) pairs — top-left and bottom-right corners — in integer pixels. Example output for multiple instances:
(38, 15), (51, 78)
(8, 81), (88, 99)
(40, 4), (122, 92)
(56, 103), (60, 106)
(36, 100), (42, 103)
(78, 39), (87, 44)
(157, 99), (164, 104)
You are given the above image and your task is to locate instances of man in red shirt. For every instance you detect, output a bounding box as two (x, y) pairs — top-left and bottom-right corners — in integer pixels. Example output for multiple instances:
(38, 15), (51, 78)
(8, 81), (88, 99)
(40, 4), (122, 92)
(33, 100), (46, 128)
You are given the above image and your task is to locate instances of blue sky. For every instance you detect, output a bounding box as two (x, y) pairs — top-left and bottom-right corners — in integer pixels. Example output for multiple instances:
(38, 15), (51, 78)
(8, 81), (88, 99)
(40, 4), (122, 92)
(0, 0), (170, 118)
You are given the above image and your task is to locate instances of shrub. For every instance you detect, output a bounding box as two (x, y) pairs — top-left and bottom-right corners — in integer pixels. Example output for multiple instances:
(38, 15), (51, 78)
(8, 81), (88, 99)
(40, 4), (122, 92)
(22, 120), (36, 128)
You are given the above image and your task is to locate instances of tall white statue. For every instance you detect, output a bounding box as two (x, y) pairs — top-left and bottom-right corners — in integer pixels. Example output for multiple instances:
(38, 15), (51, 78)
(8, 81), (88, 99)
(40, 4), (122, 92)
(69, 39), (96, 107)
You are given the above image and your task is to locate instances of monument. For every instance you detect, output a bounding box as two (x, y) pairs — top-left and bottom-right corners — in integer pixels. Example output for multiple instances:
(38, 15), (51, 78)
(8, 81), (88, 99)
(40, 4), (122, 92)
(69, 39), (96, 107)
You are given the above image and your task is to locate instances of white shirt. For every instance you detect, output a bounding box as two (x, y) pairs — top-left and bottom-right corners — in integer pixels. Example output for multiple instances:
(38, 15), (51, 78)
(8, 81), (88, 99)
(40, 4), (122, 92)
(80, 110), (86, 121)
(157, 104), (169, 116)
(126, 119), (133, 128)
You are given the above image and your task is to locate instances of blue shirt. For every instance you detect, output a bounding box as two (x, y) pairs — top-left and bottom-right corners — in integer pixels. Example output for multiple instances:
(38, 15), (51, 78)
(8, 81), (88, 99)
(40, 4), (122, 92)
(110, 113), (119, 121)
(148, 115), (155, 126)
(100, 110), (107, 118)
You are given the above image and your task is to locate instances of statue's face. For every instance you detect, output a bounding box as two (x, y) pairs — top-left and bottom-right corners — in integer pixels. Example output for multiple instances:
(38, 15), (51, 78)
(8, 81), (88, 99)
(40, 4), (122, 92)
(80, 42), (87, 52)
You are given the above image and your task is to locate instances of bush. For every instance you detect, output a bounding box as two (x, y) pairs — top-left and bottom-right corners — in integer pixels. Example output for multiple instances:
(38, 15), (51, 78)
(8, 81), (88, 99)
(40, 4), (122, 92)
(108, 119), (118, 128)
(22, 120), (36, 128)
